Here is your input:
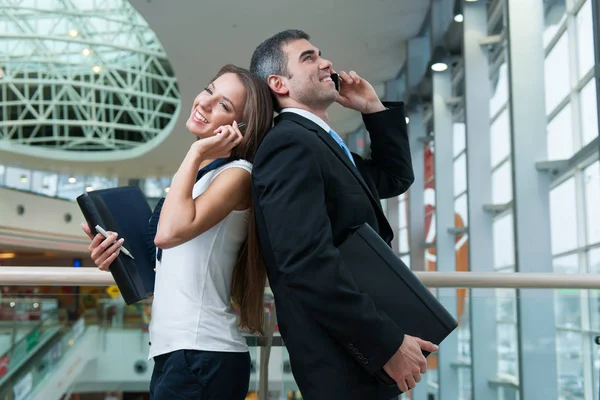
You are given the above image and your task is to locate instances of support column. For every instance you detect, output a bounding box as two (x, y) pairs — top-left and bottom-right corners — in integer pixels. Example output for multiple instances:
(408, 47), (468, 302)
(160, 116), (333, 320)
(462, 1), (498, 398)
(407, 107), (427, 274)
(406, 106), (429, 400)
(387, 195), (400, 253)
(592, 0), (600, 149)
(505, 0), (558, 398)
(432, 67), (458, 400)
(404, 29), (435, 400)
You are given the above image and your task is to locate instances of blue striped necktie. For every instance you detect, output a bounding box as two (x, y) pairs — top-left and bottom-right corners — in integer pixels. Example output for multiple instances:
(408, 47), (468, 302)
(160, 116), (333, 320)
(328, 128), (356, 167)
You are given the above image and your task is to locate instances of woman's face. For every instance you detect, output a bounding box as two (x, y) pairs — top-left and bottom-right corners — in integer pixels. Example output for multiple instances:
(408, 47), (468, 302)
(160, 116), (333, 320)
(186, 72), (246, 139)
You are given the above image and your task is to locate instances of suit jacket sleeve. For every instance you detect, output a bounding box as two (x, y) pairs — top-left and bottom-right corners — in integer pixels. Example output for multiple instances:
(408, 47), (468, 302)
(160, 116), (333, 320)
(354, 102), (414, 199)
(252, 129), (405, 374)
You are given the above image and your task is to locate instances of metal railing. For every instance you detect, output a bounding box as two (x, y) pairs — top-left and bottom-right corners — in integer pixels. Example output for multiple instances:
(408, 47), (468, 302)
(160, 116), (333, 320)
(2, 266), (600, 400)
(2, 267), (600, 289)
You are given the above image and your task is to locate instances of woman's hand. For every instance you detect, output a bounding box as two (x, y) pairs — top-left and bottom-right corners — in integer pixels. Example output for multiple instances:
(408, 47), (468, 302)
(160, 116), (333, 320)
(191, 121), (243, 161)
(81, 222), (124, 271)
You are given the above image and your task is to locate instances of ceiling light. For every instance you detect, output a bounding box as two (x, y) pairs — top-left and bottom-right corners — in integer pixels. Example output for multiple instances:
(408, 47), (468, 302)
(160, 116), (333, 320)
(0, 252), (16, 259)
(164, 187), (170, 193)
(10, 302), (15, 308)
(465, 0), (478, 2)
(68, 177), (77, 183)
(92, 65), (102, 74)
(431, 62), (449, 72)
(405, 117), (410, 124)
(86, 186), (94, 192)
(68, 29), (79, 37)
(19, 175), (28, 183)
(454, 14), (464, 23)
(82, 48), (91, 56)
(33, 303), (39, 309)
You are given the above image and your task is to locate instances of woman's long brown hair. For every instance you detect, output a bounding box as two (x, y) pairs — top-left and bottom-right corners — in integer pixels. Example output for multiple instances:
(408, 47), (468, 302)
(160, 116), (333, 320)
(210, 64), (273, 335)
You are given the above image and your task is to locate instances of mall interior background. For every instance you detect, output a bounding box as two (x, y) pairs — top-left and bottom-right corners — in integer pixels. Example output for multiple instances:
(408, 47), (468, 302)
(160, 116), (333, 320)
(0, 0), (599, 399)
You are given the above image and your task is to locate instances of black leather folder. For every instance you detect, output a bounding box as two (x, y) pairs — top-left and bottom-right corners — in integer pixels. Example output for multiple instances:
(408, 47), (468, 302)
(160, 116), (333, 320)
(338, 223), (458, 386)
(77, 186), (155, 305)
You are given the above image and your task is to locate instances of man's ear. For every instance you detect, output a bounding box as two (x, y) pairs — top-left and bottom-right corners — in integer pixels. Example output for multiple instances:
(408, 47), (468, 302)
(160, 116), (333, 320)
(267, 75), (289, 96)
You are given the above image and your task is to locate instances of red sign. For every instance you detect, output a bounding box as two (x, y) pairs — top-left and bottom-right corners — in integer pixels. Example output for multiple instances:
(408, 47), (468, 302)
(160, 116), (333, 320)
(0, 354), (10, 379)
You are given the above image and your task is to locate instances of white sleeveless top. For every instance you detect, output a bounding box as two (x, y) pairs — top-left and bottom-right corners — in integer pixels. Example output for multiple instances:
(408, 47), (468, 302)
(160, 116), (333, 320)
(148, 159), (252, 359)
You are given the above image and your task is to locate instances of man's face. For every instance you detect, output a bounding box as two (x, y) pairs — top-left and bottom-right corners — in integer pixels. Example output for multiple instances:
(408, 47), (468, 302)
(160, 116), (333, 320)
(282, 39), (338, 110)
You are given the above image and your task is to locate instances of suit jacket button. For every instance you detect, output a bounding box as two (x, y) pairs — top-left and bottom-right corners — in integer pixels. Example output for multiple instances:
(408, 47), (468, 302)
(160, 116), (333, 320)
(362, 359), (369, 365)
(352, 348), (359, 354)
(149, 342), (151, 346)
(348, 343), (354, 350)
(357, 355), (364, 360)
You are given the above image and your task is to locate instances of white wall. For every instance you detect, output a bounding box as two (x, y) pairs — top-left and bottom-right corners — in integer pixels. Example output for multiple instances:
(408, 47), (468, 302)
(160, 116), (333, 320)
(0, 188), (88, 252)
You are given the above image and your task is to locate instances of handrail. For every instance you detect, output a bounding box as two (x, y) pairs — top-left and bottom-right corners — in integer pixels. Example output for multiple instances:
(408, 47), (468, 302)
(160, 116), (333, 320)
(1, 267), (600, 289)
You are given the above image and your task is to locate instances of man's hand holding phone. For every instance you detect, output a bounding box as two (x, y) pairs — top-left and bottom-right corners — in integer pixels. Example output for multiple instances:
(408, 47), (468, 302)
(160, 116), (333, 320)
(333, 70), (386, 114)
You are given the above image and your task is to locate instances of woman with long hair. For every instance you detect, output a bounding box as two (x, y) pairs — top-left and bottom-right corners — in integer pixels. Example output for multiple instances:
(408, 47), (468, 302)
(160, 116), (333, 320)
(82, 64), (273, 399)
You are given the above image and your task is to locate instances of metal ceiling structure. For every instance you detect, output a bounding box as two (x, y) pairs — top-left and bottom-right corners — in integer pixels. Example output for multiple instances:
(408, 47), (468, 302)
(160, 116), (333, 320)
(0, 0), (180, 153)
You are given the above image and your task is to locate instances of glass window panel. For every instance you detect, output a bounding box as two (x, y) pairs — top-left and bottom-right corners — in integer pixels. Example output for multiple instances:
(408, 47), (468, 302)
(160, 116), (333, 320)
(86, 176), (117, 192)
(543, 0), (567, 48)
(56, 175), (85, 201)
(454, 154), (467, 197)
(458, 366), (472, 400)
(547, 103), (574, 160)
(143, 177), (171, 198)
(399, 228), (409, 253)
(0, 165), (5, 186)
(556, 330), (585, 400)
(576, 0), (595, 79)
(492, 161), (513, 204)
(398, 199), (407, 229)
(490, 109), (511, 167)
(544, 32), (571, 115)
(496, 288), (517, 321)
(550, 178), (579, 254)
(584, 162), (600, 245)
(381, 199), (388, 215)
(425, 186), (436, 210)
(401, 255), (411, 269)
(555, 290), (582, 328)
(497, 322), (519, 377)
(593, 342), (600, 400)
(5, 167), (31, 191)
(490, 63), (509, 118)
(554, 253), (579, 274)
(31, 171), (58, 197)
(589, 249), (600, 331)
(455, 193), (468, 226)
(454, 123), (466, 157)
(580, 79), (599, 147)
(494, 213), (515, 268)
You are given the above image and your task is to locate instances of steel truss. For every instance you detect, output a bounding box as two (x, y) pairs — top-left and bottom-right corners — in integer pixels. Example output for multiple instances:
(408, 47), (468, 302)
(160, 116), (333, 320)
(0, 0), (181, 152)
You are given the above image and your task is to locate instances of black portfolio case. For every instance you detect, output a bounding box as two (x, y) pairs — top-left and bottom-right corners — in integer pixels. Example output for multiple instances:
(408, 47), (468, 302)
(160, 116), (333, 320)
(77, 186), (155, 305)
(338, 223), (458, 386)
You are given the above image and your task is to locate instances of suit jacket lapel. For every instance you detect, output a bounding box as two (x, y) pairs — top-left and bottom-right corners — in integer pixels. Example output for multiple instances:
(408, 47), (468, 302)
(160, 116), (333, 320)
(275, 113), (390, 234)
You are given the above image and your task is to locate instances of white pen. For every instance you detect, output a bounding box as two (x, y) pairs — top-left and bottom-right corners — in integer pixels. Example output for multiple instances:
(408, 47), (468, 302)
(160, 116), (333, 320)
(95, 224), (135, 260)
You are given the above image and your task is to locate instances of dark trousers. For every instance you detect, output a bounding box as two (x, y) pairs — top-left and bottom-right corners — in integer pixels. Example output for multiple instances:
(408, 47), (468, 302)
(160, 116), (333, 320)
(150, 349), (251, 400)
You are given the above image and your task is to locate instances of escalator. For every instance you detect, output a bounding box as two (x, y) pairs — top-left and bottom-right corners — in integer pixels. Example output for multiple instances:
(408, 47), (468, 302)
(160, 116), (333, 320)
(0, 310), (63, 400)
(0, 311), (92, 400)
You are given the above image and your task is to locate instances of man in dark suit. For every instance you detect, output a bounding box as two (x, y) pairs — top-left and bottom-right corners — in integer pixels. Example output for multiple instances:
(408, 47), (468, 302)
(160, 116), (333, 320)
(249, 29), (438, 399)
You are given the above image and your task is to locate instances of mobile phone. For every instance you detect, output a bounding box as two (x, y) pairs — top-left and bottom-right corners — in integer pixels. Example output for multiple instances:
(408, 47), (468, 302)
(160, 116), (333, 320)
(331, 73), (340, 92)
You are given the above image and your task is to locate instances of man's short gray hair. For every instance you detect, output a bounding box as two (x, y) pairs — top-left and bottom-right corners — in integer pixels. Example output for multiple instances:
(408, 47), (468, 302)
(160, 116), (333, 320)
(250, 29), (310, 83)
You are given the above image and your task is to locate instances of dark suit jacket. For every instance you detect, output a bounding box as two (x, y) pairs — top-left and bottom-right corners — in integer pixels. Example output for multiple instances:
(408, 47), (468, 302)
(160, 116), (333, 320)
(251, 103), (413, 400)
